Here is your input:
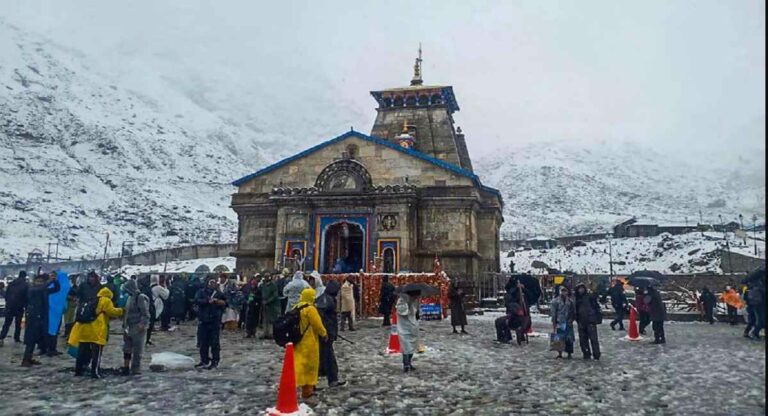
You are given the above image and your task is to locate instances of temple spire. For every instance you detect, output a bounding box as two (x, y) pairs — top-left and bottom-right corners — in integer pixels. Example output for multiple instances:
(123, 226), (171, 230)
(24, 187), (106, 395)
(410, 43), (423, 86)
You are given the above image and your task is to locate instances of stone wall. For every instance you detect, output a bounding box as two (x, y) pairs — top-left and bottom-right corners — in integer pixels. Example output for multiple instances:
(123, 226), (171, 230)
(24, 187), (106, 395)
(720, 251), (765, 274)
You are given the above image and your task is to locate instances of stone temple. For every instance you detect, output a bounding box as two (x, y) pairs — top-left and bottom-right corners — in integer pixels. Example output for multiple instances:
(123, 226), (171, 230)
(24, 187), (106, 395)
(230, 51), (503, 278)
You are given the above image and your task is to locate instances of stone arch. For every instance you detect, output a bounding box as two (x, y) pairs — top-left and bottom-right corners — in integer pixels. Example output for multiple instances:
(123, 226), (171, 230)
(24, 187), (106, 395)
(315, 159), (373, 192)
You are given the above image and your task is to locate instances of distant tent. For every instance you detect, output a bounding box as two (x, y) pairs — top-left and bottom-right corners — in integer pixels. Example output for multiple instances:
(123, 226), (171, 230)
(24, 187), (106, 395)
(194, 265), (211, 274)
(213, 264), (230, 273)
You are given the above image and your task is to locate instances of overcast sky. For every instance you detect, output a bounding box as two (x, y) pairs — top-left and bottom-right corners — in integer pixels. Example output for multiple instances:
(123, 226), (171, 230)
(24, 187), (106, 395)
(3, 0), (765, 158)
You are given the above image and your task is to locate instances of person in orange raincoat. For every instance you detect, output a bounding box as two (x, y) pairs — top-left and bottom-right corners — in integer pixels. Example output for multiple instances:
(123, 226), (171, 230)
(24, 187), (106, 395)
(68, 287), (124, 378)
(719, 286), (744, 326)
(293, 288), (327, 404)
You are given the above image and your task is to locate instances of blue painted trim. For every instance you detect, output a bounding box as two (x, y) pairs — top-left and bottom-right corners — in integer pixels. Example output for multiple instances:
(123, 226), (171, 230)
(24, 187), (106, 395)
(230, 130), (502, 201)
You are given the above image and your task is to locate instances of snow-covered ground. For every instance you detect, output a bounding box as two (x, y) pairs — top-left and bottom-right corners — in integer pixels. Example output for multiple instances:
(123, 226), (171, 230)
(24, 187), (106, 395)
(506, 231), (766, 275)
(0, 315), (763, 414)
(118, 256), (236, 276)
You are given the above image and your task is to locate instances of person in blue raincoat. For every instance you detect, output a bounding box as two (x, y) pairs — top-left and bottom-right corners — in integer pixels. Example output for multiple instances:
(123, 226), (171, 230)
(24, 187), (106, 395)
(46, 271), (71, 356)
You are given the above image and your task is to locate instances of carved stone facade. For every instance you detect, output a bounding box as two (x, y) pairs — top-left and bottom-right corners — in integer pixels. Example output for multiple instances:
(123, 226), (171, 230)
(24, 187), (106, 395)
(231, 68), (503, 278)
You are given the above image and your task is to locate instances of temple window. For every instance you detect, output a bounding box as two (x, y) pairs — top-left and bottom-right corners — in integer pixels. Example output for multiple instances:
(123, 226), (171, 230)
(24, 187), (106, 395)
(346, 144), (359, 159)
(393, 96), (404, 107)
(418, 95), (429, 106)
(431, 93), (442, 104)
(405, 95), (417, 107)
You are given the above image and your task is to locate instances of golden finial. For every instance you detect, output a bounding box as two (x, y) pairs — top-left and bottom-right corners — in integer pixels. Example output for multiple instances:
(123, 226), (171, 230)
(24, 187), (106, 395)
(402, 120), (409, 133)
(410, 43), (423, 86)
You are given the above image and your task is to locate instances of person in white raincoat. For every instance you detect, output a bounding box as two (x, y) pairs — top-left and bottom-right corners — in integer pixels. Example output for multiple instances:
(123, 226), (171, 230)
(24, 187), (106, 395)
(396, 290), (421, 372)
(309, 271), (325, 298)
(283, 271), (310, 311)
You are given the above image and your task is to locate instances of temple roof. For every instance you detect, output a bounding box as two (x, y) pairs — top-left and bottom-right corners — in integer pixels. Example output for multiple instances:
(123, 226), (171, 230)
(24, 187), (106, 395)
(231, 130), (500, 200)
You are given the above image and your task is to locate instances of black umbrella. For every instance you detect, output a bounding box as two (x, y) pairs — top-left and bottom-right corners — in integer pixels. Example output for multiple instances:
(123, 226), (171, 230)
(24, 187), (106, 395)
(509, 274), (542, 305)
(397, 282), (440, 297)
(628, 276), (660, 288)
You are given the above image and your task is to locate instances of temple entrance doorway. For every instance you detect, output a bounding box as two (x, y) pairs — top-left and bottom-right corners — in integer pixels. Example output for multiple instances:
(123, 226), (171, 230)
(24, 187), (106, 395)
(322, 221), (364, 274)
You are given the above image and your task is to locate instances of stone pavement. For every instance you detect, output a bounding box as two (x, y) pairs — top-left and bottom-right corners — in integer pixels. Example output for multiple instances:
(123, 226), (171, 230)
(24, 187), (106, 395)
(0, 314), (763, 415)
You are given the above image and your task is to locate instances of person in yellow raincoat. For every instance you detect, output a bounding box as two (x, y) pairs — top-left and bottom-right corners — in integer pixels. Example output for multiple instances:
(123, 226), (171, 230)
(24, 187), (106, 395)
(719, 286), (744, 326)
(293, 288), (327, 402)
(68, 286), (124, 378)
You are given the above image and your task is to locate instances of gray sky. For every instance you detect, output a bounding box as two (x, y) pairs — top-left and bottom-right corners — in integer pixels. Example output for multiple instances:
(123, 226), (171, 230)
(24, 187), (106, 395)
(3, 0), (765, 158)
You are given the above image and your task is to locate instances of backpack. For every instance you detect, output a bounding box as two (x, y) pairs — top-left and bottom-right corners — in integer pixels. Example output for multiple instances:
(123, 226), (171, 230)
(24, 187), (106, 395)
(272, 304), (309, 347)
(75, 298), (99, 323)
(142, 285), (156, 319)
(125, 294), (147, 326)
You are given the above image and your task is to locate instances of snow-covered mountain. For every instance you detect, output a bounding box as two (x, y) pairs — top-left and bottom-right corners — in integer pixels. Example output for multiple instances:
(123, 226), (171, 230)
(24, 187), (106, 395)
(476, 139), (765, 237)
(0, 20), (365, 263)
(1, 19), (764, 265)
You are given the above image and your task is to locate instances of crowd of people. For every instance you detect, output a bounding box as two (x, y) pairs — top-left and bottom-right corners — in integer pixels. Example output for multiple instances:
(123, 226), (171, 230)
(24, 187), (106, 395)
(0, 264), (764, 406)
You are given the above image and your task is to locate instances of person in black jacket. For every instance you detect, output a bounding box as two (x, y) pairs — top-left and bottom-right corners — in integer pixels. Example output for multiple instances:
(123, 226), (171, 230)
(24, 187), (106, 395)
(574, 284), (602, 360)
(608, 280), (628, 331)
(277, 270), (290, 315)
(448, 280), (468, 334)
(379, 275), (396, 326)
(21, 273), (60, 366)
(245, 277), (262, 338)
(699, 287), (717, 325)
(645, 286), (667, 344)
(0, 271), (29, 346)
(186, 275), (202, 321)
(78, 271), (101, 303)
(316, 280), (346, 387)
(194, 277), (227, 370)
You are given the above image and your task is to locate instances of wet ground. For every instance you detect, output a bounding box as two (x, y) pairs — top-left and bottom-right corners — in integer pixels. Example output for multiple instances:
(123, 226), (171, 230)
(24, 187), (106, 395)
(0, 313), (764, 415)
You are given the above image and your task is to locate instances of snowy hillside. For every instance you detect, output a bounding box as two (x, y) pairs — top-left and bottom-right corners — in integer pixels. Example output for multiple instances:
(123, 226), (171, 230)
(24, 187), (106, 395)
(1, 18), (764, 265)
(476, 139), (765, 237)
(0, 20), (365, 263)
(506, 231), (766, 275)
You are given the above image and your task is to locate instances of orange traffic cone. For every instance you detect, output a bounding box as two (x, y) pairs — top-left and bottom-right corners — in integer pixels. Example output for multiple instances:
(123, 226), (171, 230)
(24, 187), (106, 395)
(386, 311), (401, 354)
(266, 342), (299, 415)
(626, 306), (641, 341)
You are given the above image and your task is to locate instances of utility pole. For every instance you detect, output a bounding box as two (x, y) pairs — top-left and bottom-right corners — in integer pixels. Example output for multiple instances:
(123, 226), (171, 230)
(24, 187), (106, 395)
(738, 214), (746, 244)
(54, 241), (59, 262)
(719, 215), (733, 274)
(163, 243), (171, 273)
(47, 242), (52, 263)
(102, 232), (110, 271)
(699, 209), (704, 236)
(607, 233), (614, 277)
(753, 214), (759, 256)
